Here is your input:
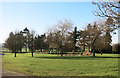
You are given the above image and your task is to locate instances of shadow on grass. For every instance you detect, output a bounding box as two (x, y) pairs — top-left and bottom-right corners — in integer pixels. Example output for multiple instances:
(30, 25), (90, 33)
(34, 56), (120, 60)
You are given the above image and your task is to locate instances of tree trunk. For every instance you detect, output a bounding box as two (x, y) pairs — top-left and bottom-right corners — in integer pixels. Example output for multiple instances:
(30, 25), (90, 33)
(92, 46), (96, 57)
(32, 52), (33, 57)
(93, 52), (95, 57)
(15, 52), (16, 57)
(74, 44), (76, 52)
(60, 52), (63, 56)
(101, 52), (102, 55)
(26, 46), (27, 52)
(91, 31), (101, 57)
(20, 49), (22, 53)
(31, 47), (34, 57)
(60, 49), (63, 56)
(57, 48), (59, 55)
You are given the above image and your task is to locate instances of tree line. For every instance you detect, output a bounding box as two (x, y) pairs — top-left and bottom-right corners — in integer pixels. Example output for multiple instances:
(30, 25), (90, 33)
(4, 0), (120, 57)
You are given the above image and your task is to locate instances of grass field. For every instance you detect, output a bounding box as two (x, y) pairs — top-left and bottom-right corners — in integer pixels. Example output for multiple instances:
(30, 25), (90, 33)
(1, 48), (30, 52)
(2, 53), (120, 77)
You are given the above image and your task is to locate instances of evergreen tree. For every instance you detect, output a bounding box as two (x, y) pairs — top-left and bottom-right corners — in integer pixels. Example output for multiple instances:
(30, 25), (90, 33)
(103, 31), (112, 53)
(72, 26), (79, 52)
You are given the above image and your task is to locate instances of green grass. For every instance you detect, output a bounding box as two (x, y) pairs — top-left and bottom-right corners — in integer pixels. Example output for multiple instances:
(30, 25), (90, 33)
(1, 48), (10, 52)
(1, 48), (30, 53)
(2, 53), (119, 76)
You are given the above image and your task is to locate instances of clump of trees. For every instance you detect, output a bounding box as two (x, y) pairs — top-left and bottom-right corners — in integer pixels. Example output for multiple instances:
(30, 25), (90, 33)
(4, 32), (25, 57)
(4, 1), (120, 57)
(4, 18), (118, 57)
(46, 18), (116, 56)
(4, 28), (48, 57)
(112, 44), (120, 54)
(34, 34), (48, 52)
(77, 21), (112, 56)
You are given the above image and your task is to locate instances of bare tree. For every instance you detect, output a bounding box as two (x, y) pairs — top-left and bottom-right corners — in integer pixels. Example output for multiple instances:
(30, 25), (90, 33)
(47, 19), (73, 56)
(93, 0), (120, 25)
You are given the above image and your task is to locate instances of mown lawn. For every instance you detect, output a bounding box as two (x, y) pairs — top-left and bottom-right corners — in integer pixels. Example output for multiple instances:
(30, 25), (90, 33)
(2, 53), (119, 77)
